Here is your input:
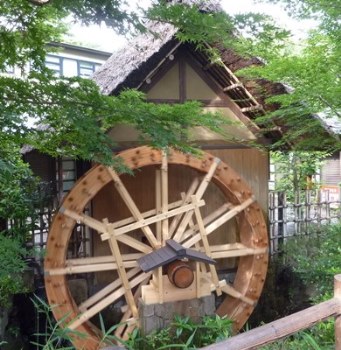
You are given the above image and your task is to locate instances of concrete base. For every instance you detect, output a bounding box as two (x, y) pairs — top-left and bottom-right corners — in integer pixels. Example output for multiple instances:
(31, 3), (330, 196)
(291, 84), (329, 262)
(139, 294), (215, 335)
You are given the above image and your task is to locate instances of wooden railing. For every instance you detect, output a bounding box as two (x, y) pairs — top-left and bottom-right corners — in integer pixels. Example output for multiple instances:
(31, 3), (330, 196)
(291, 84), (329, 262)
(201, 274), (341, 350)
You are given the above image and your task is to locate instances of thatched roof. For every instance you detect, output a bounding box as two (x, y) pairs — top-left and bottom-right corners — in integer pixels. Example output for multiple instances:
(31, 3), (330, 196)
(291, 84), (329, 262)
(92, 1), (338, 148)
(93, 22), (177, 95)
(93, 0), (223, 96)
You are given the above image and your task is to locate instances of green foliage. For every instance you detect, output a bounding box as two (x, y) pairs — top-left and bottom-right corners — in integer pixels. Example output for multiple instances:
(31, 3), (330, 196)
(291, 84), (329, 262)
(262, 223), (341, 349)
(240, 0), (341, 151)
(283, 223), (341, 296)
(271, 150), (329, 195)
(31, 297), (83, 350)
(260, 331), (327, 350)
(29, 300), (232, 350)
(126, 315), (233, 350)
(0, 235), (28, 307)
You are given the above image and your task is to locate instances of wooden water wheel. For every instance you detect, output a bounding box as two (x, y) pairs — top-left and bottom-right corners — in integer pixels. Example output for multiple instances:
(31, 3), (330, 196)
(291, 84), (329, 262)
(44, 146), (268, 349)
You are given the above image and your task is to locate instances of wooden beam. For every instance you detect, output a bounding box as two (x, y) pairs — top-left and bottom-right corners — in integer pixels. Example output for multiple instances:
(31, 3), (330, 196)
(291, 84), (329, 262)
(212, 247), (268, 259)
(66, 253), (143, 266)
(106, 167), (159, 249)
(68, 271), (152, 330)
(205, 196), (256, 235)
(101, 199), (205, 240)
(169, 177), (200, 236)
(223, 83), (243, 92)
(78, 267), (141, 312)
(220, 284), (256, 306)
(181, 198), (254, 249)
(61, 208), (106, 234)
(203, 298), (341, 349)
(113, 199), (184, 229)
(161, 150), (169, 243)
(155, 169), (162, 241)
(173, 158), (220, 242)
(192, 195), (222, 296)
(45, 261), (138, 276)
(105, 219), (138, 318)
(115, 275), (150, 340)
(240, 105), (263, 113)
(116, 234), (153, 254)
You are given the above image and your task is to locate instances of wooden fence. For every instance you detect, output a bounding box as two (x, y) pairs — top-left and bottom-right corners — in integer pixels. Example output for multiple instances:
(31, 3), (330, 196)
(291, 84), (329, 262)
(269, 189), (341, 253)
(200, 274), (341, 350)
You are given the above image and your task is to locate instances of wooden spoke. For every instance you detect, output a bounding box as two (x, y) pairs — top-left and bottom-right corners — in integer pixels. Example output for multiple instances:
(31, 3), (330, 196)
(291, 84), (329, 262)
(205, 196), (256, 235)
(105, 219), (138, 319)
(115, 275), (150, 339)
(100, 200), (205, 240)
(155, 169), (162, 240)
(172, 158), (220, 242)
(79, 267), (141, 312)
(113, 199), (184, 229)
(182, 192), (207, 274)
(61, 207), (106, 234)
(106, 167), (159, 249)
(169, 177), (200, 236)
(115, 235), (153, 254)
(210, 244), (268, 259)
(181, 198), (255, 249)
(192, 195), (222, 296)
(155, 168), (163, 303)
(161, 150), (169, 243)
(68, 271), (152, 331)
(180, 203), (232, 248)
(220, 283), (256, 306)
(45, 261), (138, 276)
(66, 253), (143, 266)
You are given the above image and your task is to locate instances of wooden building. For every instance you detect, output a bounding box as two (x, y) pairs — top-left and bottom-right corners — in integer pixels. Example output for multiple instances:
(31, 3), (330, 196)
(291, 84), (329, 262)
(34, 1), (339, 348)
(43, 3), (283, 347)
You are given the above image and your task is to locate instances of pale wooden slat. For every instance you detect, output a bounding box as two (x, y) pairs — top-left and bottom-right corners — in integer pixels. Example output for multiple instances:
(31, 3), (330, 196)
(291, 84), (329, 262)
(155, 169), (162, 241)
(182, 192), (207, 274)
(105, 219), (139, 318)
(155, 167), (164, 303)
(161, 150), (169, 243)
(192, 195), (222, 296)
(101, 199), (205, 240)
(68, 271), (152, 330)
(113, 199), (184, 229)
(205, 196), (255, 235)
(116, 235), (153, 254)
(180, 203), (232, 249)
(173, 158), (220, 242)
(207, 279), (255, 306)
(106, 167), (159, 249)
(45, 261), (138, 276)
(223, 82), (243, 92)
(212, 247), (268, 259)
(61, 208), (106, 234)
(169, 177), (200, 236)
(79, 267), (141, 312)
(66, 253), (143, 266)
(115, 273), (150, 340)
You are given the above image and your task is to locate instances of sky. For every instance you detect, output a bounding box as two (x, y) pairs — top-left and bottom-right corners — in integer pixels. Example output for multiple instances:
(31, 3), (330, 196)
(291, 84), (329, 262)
(65, 0), (317, 52)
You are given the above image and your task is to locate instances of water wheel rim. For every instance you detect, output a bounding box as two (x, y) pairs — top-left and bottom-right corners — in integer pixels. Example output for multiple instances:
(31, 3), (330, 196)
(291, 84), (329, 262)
(44, 146), (268, 349)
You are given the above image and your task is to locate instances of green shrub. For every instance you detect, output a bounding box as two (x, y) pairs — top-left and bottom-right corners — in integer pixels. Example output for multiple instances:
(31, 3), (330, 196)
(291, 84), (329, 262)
(126, 315), (233, 350)
(0, 235), (28, 307)
(261, 222), (341, 349)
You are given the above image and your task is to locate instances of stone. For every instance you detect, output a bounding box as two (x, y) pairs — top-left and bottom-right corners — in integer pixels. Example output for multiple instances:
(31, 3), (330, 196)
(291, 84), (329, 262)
(139, 294), (215, 336)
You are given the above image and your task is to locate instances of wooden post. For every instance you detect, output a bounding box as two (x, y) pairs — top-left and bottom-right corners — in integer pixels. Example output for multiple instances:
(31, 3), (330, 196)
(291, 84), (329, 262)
(335, 274), (341, 349)
(199, 278), (341, 350)
(277, 192), (284, 250)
